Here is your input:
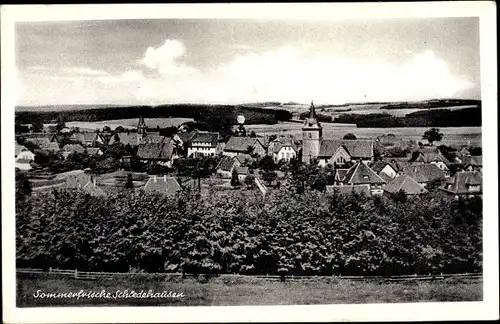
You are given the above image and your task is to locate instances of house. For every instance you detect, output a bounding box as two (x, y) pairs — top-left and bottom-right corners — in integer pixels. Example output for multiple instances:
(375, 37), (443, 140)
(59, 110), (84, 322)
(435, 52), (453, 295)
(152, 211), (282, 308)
(369, 161), (398, 182)
(15, 144), (35, 170)
(71, 132), (106, 147)
(223, 136), (267, 158)
(326, 184), (371, 197)
(187, 132), (220, 158)
(137, 138), (178, 168)
(173, 131), (197, 148)
(143, 175), (182, 196)
(401, 164), (446, 187)
(383, 174), (428, 195)
(216, 156), (239, 178)
(461, 155), (482, 172)
(234, 153), (252, 165)
(317, 140), (374, 166)
(24, 137), (61, 153)
(234, 166), (249, 182)
(410, 150), (451, 176)
(336, 161), (386, 195)
(268, 136), (299, 162)
(333, 169), (349, 185)
(440, 171), (482, 198)
(302, 101), (374, 164)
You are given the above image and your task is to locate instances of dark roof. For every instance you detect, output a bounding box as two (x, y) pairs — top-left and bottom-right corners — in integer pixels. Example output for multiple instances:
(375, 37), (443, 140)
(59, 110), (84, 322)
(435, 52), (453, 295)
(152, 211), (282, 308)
(224, 136), (264, 152)
(234, 153), (252, 164)
(384, 175), (428, 195)
(411, 151), (450, 164)
(217, 156), (237, 172)
(343, 161), (386, 185)
(144, 135), (168, 144)
(370, 161), (396, 174)
(234, 166), (249, 175)
(137, 140), (174, 160)
(440, 171), (482, 194)
(402, 164), (445, 183)
(326, 184), (371, 196)
(175, 131), (197, 144)
(190, 132), (219, 147)
(62, 144), (85, 154)
(319, 139), (373, 159)
(143, 176), (181, 196)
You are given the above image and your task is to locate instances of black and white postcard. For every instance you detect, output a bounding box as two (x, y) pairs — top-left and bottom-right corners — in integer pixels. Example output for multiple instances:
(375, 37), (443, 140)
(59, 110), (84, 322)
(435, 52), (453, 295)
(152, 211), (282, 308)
(1, 2), (498, 323)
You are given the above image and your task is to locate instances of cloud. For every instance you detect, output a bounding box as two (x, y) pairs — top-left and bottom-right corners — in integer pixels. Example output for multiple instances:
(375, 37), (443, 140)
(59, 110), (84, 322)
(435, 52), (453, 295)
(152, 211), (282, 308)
(128, 40), (474, 105)
(18, 40), (475, 106)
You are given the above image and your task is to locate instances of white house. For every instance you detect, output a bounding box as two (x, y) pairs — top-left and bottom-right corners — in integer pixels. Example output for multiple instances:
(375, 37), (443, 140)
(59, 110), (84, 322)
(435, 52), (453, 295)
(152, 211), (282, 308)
(268, 136), (299, 162)
(187, 132), (220, 158)
(15, 144), (35, 170)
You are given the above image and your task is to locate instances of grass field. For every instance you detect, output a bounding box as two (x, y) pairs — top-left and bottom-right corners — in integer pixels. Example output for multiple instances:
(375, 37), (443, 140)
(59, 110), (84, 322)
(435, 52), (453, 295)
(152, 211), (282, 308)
(248, 122), (482, 147)
(17, 273), (482, 307)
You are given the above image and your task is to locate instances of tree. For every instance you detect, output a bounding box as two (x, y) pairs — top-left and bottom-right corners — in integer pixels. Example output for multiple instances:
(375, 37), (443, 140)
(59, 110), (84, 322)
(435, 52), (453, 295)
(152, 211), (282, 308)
(244, 174), (255, 186)
(56, 115), (66, 131)
(343, 133), (357, 140)
(32, 120), (44, 133)
(125, 173), (133, 188)
(115, 126), (125, 132)
(102, 126), (112, 133)
(230, 168), (241, 187)
(259, 155), (277, 172)
(249, 131), (257, 138)
(422, 128), (443, 146)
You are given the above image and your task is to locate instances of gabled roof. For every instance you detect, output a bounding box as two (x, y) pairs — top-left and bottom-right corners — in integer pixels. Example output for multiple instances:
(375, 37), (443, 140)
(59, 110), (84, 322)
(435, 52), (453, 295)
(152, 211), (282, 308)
(26, 138), (60, 152)
(62, 144), (85, 154)
(462, 155), (482, 166)
(71, 132), (99, 143)
(326, 184), (371, 196)
(63, 171), (92, 189)
(234, 166), (249, 175)
(25, 137), (51, 146)
(175, 131), (197, 144)
(402, 164), (445, 183)
(370, 161), (397, 174)
(190, 132), (219, 147)
(440, 171), (482, 194)
(384, 175), (428, 195)
(224, 136), (264, 152)
(459, 147), (471, 156)
(234, 153), (252, 164)
(137, 140), (174, 160)
(143, 176), (181, 196)
(217, 156), (237, 172)
(411, 151), (450, 164)
(319, 139), (373, 159)
(343, 161), (386, 185)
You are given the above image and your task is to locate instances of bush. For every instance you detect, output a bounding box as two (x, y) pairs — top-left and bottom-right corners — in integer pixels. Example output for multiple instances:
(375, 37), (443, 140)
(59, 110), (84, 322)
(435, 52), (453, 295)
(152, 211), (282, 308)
(16, 189), (482, 276)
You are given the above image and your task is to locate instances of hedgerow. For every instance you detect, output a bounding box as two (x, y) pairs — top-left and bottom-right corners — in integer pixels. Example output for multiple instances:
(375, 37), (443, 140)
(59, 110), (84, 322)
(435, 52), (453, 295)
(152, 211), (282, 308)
(16, 188), (482, 276)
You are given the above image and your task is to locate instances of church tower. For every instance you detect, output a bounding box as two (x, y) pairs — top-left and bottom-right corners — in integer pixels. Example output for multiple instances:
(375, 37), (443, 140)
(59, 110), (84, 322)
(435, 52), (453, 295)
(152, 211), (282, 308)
(302, 101), (322, 164)
(137, 115), (147, 145)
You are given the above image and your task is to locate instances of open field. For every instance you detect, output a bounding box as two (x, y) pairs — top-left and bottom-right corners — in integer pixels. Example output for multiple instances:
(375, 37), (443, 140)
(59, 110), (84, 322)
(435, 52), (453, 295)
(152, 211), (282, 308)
(17, 272), (482, 307)
(248, 122), (482, 147)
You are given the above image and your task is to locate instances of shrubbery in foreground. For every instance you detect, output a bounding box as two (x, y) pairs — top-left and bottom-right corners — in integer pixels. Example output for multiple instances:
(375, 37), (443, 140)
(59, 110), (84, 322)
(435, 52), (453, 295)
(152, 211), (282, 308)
(16, 188), (482, 276)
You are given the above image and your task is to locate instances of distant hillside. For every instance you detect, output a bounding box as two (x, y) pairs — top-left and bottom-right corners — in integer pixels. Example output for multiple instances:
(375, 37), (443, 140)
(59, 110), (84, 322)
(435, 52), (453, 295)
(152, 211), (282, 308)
(15, 104), (293, 128)
(380, 99), (481, 110)
(333, 107), (481, 128)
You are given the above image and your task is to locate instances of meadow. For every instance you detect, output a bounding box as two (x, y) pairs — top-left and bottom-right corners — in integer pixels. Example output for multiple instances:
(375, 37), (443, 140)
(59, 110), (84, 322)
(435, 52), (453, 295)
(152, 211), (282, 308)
(247, 122), (482, 147)
(17, 272), (482, 307)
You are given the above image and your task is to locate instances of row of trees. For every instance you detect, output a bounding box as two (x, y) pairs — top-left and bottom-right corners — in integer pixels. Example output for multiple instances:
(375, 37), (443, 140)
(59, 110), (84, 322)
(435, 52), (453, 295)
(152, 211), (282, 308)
(16, 188), (482, 276)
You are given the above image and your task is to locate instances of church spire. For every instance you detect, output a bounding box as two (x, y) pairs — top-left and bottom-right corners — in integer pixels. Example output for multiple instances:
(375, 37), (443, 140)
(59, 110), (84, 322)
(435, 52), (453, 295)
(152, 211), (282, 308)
(309, 100), (316, 119)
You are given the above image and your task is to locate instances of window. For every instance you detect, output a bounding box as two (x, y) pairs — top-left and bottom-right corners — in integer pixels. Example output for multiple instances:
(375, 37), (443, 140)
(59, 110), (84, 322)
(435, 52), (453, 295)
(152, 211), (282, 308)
(286, 153), (290, 159)
(308, 133), (312, 139)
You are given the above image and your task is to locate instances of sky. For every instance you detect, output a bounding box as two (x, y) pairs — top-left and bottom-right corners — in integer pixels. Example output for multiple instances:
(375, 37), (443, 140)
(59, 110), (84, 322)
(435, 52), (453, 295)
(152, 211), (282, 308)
(15, 18), (480, 106)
